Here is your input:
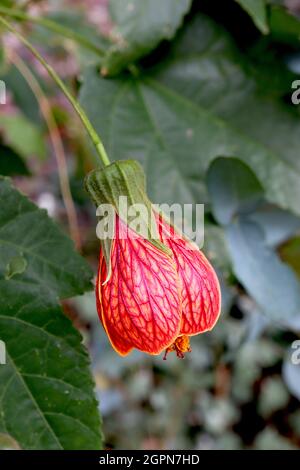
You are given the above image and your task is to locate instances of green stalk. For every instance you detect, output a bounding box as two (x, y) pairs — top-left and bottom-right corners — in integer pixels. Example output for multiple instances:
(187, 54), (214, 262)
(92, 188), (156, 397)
(0, 15), (110, 167)
(0, 5), (105, 56)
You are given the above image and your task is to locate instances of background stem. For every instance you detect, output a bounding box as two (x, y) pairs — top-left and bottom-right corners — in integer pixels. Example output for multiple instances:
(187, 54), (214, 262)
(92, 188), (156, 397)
(0, 15), (110, 167)
(10, 51), (82, 250)
(0, 5), (105, 56)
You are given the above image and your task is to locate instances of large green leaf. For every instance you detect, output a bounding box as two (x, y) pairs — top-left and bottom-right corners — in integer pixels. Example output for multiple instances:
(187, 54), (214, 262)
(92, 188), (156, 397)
(0, 178), (101, 449)
(235, 0), (269, 33)
(151, 15), (300, 176)
(0, 283), (102, 449)
(101, 0), (192, 75)
(80, 61), (300, 214)
(0, 177), (92, 298)
(82, 13), (300, 213)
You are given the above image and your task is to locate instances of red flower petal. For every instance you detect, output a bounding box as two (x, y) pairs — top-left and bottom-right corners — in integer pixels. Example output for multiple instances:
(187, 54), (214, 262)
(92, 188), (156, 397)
(96, 283), (133, 356)
(96, 215), (182, 355)
(158, 216), (221, 336)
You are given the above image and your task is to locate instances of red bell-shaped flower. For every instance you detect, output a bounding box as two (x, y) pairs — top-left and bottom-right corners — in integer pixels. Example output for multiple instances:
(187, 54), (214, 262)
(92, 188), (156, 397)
(96, 213), (221, 358)
(86, 160), (221, 359)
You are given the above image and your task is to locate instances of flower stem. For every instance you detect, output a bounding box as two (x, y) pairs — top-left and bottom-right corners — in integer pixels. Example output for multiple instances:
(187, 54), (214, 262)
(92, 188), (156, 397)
(0, 5), (105, 56)
(0, 15), (110, 167)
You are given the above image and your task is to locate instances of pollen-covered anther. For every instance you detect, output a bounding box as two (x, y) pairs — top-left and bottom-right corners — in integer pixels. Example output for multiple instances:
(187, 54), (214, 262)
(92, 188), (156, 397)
(163, 335), (192, 360)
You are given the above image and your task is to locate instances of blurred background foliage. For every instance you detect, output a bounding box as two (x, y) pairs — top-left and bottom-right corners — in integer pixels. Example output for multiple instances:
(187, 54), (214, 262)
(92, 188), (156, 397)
(1, 0), (300, 450)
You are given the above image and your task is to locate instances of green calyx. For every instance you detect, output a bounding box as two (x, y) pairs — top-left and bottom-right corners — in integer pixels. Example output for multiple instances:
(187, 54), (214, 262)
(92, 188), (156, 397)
(85, 160), (171, 257)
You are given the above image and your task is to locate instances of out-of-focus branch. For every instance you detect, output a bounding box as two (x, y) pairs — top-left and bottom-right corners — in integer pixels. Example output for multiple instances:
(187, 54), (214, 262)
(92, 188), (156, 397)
(9, 51), (82, 250)
(0, 5), (105, 56)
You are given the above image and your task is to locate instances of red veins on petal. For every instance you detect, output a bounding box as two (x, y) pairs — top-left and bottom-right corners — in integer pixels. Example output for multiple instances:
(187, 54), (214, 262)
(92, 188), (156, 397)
(96, 215), (182, 356)
(96, 284), (133, 356)
(158, 215), (221, 336)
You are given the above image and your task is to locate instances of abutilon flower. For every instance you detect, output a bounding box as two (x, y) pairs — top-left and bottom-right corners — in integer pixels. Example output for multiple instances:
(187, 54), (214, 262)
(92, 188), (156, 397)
(96, 213), (221, 358)
(86, 160), (221, 359)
